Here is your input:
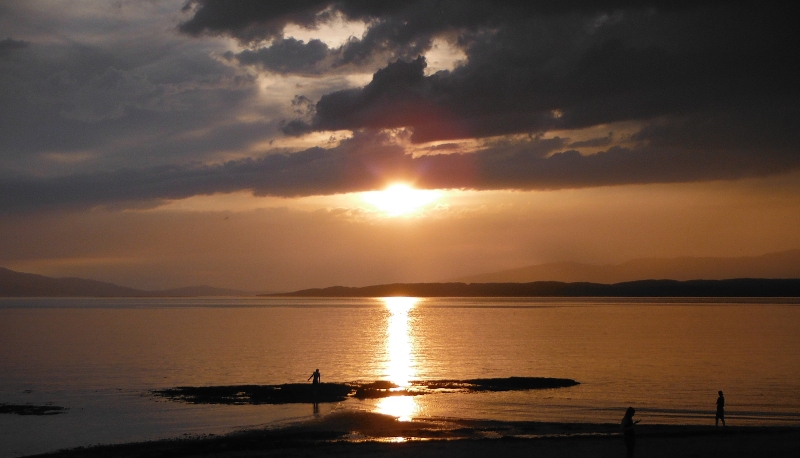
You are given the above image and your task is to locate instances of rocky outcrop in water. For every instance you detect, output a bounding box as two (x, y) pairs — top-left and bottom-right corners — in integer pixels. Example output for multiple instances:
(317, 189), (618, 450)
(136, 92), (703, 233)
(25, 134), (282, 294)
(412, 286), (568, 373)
(153, 377), (579, 405)
(0, 403), (67, 415)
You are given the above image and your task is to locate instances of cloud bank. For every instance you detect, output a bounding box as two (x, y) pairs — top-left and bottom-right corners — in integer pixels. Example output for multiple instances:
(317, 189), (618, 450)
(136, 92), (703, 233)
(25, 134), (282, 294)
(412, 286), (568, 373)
(4, 129), (798, 213)
(1, 1), (798, 212)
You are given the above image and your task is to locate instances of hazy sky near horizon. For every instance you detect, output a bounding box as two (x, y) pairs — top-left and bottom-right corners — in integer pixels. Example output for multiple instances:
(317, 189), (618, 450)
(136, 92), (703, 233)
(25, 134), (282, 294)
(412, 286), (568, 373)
(1, 1), (799, 291)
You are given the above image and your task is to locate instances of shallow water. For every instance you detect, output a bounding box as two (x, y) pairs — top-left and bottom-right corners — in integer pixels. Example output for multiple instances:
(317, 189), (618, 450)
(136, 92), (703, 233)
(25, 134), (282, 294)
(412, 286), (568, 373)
(1, 297), (799, 457)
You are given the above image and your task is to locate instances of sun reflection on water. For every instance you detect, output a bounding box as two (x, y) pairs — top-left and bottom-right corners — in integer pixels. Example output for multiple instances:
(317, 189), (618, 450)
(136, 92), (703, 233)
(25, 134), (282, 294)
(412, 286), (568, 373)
(376, 297), (420, 421)
(376, 395), (417, 422)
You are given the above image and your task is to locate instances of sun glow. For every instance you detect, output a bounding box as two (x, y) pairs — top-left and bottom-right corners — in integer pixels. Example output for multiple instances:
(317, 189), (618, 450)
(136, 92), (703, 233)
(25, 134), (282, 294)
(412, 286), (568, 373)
(362, 184), (441, 216)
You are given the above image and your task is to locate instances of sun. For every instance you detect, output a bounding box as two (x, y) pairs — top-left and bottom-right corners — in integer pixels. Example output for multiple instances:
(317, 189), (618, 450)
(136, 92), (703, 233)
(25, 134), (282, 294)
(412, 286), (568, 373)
(362, 184), (441, 216)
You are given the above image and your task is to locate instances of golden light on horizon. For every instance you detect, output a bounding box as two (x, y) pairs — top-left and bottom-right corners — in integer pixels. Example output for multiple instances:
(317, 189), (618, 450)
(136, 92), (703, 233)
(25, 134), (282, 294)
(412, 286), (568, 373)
(362, 184), (441, 216)
(377, 297), (420, 421)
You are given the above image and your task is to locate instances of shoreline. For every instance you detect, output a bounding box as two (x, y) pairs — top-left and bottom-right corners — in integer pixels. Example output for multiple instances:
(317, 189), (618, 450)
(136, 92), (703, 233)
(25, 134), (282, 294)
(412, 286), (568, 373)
(26, 412), (800, 458)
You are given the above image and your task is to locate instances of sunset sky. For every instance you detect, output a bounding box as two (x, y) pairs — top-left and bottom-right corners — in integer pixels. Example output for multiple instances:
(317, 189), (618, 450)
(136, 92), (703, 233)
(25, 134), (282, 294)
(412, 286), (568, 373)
(1, 1), (798, 291)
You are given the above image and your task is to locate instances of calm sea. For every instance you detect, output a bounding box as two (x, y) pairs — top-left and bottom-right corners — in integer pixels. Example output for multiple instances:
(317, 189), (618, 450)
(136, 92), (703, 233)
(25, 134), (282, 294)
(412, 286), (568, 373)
(2, 297), (800, 457)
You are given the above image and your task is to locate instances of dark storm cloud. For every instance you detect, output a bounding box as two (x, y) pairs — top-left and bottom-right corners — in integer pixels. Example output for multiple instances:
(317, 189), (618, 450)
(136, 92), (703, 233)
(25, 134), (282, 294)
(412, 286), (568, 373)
(569, 134), (614, 149)
(287, 57), (438, 135)
(183, 2), (799, 174)
(180, 1), (756, 74)
(0, 132), (409, 212)
(206, 0), (449, 74)
(0, 33), (266, 173)
(285, 5), (798, 144)
(0, 37), (29, 55)
(229, 37), (330, 74)
(179, 0), (332, 43)
(183, 1), (674, 73)
(4, 129), (799, 214)
(179, 1), (713, 43)
(3, 1), (798, 211)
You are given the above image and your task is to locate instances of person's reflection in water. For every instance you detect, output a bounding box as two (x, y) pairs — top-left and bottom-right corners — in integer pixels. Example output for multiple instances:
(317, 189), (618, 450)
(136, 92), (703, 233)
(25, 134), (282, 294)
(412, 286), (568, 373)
(621, 407), (640, 458)
(716, 391), (726, 427)
(312, 401), (320, 417)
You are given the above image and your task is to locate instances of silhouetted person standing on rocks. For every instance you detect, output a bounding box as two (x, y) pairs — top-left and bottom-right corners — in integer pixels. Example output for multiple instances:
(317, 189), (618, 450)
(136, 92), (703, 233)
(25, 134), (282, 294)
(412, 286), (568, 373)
(308, 368), (321, 401)
(308, 369), (321, 385)
(621, 407), (639, 458)
(716, 391), (726, 427)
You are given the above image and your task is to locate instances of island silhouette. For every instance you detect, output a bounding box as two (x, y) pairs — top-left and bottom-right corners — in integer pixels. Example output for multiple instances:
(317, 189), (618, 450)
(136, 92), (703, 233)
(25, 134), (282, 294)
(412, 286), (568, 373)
(266, 278), (800, 298)
(3, 265), (800, 298)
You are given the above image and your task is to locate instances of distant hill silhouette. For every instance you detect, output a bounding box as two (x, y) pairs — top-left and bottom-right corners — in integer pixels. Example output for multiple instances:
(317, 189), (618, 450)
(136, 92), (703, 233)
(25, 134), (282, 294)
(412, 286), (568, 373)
(267, 279), (800, 298)
(0, 267), (254, 297)
(451, 250), (800, 284)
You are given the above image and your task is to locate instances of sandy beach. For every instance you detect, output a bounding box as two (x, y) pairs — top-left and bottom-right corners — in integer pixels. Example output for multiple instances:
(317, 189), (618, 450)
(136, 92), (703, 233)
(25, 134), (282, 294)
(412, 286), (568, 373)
(27, 411), (800, 458)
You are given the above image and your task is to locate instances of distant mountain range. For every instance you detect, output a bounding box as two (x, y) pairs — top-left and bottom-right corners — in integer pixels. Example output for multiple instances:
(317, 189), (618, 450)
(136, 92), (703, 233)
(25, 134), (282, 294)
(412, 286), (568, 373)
(450, 250), (800, 284)
(4, 250), (800, 297)
(268, 279), (800, 298)
(0, 267), (255, 297)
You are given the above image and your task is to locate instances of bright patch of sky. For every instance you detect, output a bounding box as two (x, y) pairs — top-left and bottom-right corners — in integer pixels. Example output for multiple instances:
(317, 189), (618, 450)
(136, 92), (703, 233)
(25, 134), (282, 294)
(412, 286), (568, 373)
(424, 37), (467, 74)
(282, 13), (368, 48)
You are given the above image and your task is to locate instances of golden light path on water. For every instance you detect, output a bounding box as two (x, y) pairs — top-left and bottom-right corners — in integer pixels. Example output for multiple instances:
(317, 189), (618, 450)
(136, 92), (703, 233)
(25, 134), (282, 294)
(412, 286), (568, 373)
(376, 297), (420, 421)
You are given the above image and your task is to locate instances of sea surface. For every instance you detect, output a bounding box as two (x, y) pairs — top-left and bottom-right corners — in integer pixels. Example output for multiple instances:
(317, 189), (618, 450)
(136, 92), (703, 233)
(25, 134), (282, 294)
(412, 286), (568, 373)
(2, 297), (800, 457)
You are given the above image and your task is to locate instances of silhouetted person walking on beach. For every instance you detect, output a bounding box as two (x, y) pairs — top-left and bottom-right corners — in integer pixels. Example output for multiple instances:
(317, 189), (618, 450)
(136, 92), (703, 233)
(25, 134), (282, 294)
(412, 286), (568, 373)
(716, 391), (726, 427)
(308, 369), (321, 385)
(621, 407), (639, 458)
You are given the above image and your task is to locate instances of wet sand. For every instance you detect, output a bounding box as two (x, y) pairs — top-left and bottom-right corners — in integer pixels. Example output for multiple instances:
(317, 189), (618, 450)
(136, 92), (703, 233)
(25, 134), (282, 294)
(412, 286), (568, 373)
(27, 411), (800, 458)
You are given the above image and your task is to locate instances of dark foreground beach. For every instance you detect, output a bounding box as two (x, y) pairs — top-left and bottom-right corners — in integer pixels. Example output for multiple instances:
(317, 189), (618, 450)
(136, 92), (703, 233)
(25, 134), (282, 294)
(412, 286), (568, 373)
(28, 411), (800, 458)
